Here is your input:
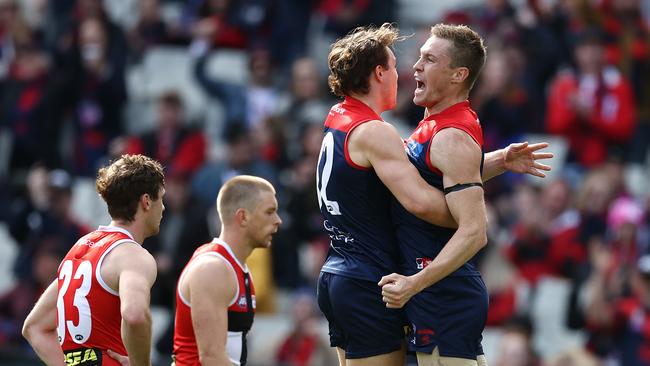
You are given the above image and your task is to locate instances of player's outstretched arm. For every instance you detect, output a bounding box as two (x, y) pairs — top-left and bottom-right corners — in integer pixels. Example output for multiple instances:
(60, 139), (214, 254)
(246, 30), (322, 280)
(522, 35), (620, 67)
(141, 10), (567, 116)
(380, 128), (487, 308)
(114, 243), (157, 366)
(22, 280), (66, 366)
(482, 142), (553, 181)
(349, 120), (457, 228)
(187, 256), (237, 366)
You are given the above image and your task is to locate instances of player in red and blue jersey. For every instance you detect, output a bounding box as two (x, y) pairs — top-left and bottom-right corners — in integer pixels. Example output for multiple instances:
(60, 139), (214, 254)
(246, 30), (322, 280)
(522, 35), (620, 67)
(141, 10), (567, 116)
(379, 24), (551, 366)
(317, 24), (552, 366)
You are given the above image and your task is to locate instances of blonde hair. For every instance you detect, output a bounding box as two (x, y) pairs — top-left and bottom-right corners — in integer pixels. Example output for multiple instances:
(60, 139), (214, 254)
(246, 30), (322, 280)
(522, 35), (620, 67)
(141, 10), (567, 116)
(430, 23), (487, 90)
(328, 23), (402, 97)
(216, 175), (276, 223)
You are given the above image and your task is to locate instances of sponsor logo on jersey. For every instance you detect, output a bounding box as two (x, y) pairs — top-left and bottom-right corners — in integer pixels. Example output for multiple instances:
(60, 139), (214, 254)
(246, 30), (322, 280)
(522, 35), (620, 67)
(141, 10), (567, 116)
(78, 238), (104, 248)
(415, 257), (433, 270)
(331, 105), (345, 115)
(323, 220), (356, 244)
(64, 347), (101, 366)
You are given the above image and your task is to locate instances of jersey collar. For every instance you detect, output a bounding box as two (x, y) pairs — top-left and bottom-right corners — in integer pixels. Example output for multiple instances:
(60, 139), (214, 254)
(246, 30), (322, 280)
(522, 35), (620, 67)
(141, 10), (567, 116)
(343, 96), (382, 121)
(424, 100), (471, 121)
(97, 225), (135, 241)
(211, 237), (249, 272)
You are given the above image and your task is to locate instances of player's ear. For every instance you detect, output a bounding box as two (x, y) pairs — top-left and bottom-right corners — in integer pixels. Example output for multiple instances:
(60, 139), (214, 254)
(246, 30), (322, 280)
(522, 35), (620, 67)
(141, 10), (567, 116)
(140, 193), (151, 210)
(235, 208), (247, 226)
(374, 64), (384, 81)
(451, 67), (469, 84)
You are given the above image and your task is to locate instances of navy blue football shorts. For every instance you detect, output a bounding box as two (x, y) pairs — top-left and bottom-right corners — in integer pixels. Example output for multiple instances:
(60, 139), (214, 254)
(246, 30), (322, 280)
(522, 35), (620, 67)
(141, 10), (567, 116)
(405, 275), (488, 359)
(317, 272), (406, 359)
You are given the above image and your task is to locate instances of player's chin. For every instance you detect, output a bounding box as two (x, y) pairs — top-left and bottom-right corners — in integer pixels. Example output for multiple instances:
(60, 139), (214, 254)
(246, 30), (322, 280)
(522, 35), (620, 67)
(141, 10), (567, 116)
(413, 93), (425, 107)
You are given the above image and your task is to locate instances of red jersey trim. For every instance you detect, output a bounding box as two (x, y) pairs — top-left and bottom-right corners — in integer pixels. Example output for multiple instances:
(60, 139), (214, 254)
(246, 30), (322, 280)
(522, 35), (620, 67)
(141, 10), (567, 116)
(344, 121), (373, 171)
(421, 100), (482, 174)
(425, 124), (482, 174)
(327, 97), (381, 171)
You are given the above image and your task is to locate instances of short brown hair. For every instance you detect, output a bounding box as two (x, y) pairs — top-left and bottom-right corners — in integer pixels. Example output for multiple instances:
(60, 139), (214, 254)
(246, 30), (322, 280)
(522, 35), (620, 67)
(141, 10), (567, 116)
(217, 175), (275, 223)
(96, 154), (165, 222)
(327, 23), (401, 97)
(430, 24), (486, 90)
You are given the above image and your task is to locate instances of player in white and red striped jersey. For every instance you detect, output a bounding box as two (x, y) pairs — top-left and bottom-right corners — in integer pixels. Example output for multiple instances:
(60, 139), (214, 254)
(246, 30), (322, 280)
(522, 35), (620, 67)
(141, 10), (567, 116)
(23, 154), (165, 366)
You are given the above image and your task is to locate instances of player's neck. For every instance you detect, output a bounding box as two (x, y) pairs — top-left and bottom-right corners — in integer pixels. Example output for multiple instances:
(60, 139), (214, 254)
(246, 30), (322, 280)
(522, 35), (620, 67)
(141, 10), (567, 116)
(349, 91), (385, 116)
(425, 91), (469, 116)
(108, 220), (144, 244)
(218, 231), (252, 265)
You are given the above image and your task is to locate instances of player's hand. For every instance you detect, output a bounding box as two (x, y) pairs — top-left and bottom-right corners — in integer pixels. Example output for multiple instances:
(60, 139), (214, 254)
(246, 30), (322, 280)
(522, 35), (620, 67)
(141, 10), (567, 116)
(378, 273), (419, 309)
(107, 349), (130, 366)
(503, 141), (553, 178)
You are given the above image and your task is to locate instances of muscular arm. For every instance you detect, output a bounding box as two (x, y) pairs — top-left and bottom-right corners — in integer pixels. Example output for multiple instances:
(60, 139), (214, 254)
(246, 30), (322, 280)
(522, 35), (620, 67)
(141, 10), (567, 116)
(412, 128), (488, 288)
(112, 243), (157, 366)
(349, 120), (456, 228)
(186, 257), (236, 366)
(22, 280), (66, 366)
(380, 128), (488, 307)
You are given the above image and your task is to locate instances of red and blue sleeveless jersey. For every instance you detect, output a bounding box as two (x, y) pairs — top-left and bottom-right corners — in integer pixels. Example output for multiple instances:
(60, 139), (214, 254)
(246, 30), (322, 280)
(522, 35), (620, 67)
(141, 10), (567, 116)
(173, 239), (255, 366)
(316, 97), (400, 282)
(392, 100), (484, 277)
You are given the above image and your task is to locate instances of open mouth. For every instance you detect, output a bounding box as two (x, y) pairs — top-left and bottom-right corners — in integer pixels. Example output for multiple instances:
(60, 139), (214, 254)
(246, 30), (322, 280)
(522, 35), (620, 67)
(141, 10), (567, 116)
(415, 76), (425, 93)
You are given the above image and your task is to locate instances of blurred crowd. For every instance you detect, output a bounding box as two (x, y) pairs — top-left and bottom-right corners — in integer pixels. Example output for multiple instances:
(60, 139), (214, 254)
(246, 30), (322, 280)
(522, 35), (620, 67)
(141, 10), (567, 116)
(0, 0), (649, 365)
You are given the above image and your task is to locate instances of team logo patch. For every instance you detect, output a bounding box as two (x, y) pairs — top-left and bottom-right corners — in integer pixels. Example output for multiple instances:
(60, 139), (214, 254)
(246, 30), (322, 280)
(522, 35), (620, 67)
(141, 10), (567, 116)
(415, 257), (433, 270)
(237, 295), (247, 308)
(64, 347), (102, 366)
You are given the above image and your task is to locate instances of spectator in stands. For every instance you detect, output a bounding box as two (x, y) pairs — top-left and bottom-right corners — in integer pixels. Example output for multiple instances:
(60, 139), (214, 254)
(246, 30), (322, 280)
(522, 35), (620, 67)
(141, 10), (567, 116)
(0, 25), (62, 171)
(0, 238), (65, 353)
(493, 317), (540, 366)
(275, 291), (334, 366)
(184, 0), (270, 50)
(8, 167), (88, 280)
(599, 0), (650, 164)
(472, 45), (541, 151)
(505, 183), (553, 286)
(123, 91), (207, 177)
(585, 252), (650, 364)
(128, 0), (175, 60)
(193, 38), (280, 133)
(60, 17), (127, 176)
(191, 123), (277, 203)
(546, 28), (637, 167)
(275, 57), (332, 161)
(317, 0), (396, 38)
(542, 179), (585, 279)
(0, 0), (18, 78)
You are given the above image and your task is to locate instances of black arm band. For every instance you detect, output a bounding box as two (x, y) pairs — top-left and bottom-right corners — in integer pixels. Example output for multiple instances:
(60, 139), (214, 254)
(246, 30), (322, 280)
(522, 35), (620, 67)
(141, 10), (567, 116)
(443, 182), (483, 195)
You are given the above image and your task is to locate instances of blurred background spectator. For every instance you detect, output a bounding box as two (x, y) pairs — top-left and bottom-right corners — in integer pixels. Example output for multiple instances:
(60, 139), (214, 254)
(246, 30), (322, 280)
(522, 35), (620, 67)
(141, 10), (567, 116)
(0, 0), (649, 365)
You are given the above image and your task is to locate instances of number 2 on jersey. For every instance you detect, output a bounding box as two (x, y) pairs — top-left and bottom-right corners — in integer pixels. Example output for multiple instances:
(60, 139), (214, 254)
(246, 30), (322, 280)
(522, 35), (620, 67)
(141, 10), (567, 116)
(317, 132), (342, 215)
(57, 260), (93, 344)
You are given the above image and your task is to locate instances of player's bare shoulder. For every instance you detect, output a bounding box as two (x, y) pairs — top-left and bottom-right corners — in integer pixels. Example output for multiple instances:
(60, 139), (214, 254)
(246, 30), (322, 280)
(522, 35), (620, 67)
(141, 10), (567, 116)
(348, 120), (402, 166)
(184, 254), (237, 305)
(101, 241), (157, 290)
(430, 128), (482, 171)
